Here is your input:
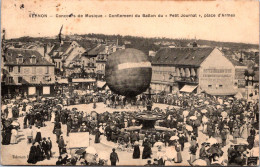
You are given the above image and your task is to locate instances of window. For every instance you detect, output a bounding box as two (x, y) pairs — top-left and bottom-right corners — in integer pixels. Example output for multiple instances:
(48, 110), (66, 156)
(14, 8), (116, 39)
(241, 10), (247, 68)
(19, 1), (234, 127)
(18, 66), (21, 73)
(8, 77), (13, 83)
(31, 56), (36, 64)
(9, 66), (13, 72)
(18, 77), (23, 83)
(208, 85), (212, 88)
(31, 76), (36, 82)
(46, 66), (49, 74)
(219, 85), (223, 88)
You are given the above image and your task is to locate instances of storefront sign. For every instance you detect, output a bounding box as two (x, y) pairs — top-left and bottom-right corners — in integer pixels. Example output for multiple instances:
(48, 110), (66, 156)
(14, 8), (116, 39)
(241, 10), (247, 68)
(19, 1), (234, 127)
(43, 86), (50, 95)
(28, 87), (36, 95)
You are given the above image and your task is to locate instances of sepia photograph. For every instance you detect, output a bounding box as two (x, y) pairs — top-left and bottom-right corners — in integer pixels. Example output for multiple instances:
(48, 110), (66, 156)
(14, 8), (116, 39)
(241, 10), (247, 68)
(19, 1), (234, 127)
(0, 0), (259, 166)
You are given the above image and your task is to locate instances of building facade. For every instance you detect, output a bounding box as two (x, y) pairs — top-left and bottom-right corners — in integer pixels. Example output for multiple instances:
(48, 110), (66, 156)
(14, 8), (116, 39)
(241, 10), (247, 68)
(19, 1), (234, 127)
(151, 47), (246, 96)
(2, 48), (55, 97)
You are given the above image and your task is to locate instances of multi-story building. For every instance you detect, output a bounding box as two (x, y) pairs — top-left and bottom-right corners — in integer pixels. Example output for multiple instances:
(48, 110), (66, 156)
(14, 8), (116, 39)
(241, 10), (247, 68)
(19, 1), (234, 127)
(48, 41), (86, 76)
(2, 48), (55, 97)
(151, 46), (247, 96)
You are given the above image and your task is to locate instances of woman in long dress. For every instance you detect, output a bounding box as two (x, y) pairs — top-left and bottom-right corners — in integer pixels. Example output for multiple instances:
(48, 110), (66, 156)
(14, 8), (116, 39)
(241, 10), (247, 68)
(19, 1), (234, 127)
(10, 128), (18, 144)
(174, 142), (182, 163)
(240, 123), (248, 139)
(133, 142), (140, 159)
(35, 127), (42, 143)
(27, 143), (37, 164)
(51, 111), (55, 123)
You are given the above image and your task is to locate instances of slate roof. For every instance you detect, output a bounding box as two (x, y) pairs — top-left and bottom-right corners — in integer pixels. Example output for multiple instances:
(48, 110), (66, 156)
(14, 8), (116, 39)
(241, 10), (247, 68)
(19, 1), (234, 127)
(4, 48), (54, 66)
(48, 41), (72, 56)
(152, 47), (215, 67)
(87, 45), (106, 56)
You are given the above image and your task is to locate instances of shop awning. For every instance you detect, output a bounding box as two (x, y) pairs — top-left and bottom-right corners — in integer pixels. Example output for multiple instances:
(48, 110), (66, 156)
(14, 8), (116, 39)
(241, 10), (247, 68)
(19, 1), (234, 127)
(72, 78), (96, 83)
(180, 85), (198, 93)
(57, 79), (68, 84)
(97, 81), (106, 88)
(205, 89), (237, 96)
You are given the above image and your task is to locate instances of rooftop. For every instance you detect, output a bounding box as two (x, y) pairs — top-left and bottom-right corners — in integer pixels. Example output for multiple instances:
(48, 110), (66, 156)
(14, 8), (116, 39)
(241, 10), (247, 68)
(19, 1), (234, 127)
(152, 47), (215, 67)
(4, 48), (54, 66)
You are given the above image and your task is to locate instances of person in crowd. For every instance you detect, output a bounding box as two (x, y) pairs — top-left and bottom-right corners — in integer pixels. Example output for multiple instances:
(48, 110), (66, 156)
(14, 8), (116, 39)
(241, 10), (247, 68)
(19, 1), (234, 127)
(10, 127), (18, 144)
(35, 126), (42, 143)
(189, 142), (198, 163)
(27, 126), (34, 144)
(142, 139), (152, 159)
(56, 156), (63, 165)
(94, 127), (101, 143)
(47, 137), (52, 159)
(58, 136), (65, 155)
(27, 142), (37, 164)
(144, 160), (152, 166)
(132, 141), (140, 159)
(110, 148), (119, 166)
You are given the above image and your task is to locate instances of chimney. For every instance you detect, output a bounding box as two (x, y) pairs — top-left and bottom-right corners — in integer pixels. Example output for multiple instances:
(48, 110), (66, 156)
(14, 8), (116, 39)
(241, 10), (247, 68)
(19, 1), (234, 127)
(112, 45), (117, 52)
(239, 50), (243, 63)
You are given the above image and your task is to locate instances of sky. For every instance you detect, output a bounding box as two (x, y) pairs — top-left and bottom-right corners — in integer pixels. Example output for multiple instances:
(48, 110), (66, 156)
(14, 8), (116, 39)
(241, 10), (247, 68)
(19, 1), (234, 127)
(1, 0), (259, 44)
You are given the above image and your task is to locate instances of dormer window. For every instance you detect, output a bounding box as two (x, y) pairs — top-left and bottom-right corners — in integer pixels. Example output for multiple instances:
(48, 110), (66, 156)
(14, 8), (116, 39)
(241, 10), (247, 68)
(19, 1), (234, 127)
(30, 55), (36, 64)
(17, 54), (23, 64)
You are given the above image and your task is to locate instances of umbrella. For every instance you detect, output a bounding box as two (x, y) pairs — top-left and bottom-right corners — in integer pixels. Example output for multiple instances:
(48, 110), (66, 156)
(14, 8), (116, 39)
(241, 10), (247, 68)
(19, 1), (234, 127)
(154, 142), (164, 147)
(204, 101), (209, 105)
(216, 105), (222, 109)
(202, 116), (208, 123)
(224, 102), (229, 105)
(199, 99), (203, 102)
(85, 147), (97, 155)
(207, 138), (218, 145)
(41, 98), (46, 101)
(170, 136), (179, 140)
(7, 104), (13, 108)
(11, 121), (20, 127)
(221, 112), (227, 117)
(201, 109), (207, 113)
(183, 110), (189, 117)
(185, 125), (193, 131)
(237, 140), (248, 145)
(57, 104), (63, 109)
(190, 116), (197, 120)
(75, 148), (86, 155)
(192, 159), (208, 166)
(22, 99), (29, 103)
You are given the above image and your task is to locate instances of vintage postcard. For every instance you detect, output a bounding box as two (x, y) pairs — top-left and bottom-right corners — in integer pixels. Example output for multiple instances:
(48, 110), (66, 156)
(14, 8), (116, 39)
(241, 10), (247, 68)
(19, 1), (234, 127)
(1, 0), (259, 166)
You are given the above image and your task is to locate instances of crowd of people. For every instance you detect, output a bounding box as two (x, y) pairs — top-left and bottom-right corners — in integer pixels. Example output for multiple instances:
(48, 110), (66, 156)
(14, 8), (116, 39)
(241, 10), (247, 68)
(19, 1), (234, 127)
(1, 90), (259, 166)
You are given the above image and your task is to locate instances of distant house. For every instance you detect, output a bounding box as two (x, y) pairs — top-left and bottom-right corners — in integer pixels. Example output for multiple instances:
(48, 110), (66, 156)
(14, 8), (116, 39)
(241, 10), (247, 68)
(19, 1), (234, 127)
(2, 48), (55, 97)
(48, 41), (86, 76)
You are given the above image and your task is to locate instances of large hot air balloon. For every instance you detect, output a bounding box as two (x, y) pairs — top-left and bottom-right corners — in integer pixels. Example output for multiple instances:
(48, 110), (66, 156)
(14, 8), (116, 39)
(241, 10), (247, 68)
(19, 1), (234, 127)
(105, 48), (152, 97)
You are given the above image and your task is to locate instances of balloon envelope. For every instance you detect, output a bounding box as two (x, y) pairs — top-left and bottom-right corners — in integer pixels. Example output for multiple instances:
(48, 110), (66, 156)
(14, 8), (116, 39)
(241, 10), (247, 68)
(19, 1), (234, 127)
(105, 48), (152, 97)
